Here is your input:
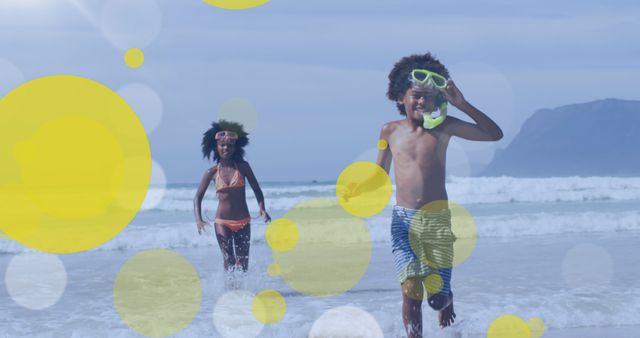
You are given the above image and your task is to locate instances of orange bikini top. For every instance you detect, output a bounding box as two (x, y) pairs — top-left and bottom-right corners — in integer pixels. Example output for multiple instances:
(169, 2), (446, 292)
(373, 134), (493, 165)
(215, 163), (245, 192)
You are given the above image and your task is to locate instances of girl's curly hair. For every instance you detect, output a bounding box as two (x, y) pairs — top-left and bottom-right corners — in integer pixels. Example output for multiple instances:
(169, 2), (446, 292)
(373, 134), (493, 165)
(201, 119), (249, 163)
(387, 53), (450, 115)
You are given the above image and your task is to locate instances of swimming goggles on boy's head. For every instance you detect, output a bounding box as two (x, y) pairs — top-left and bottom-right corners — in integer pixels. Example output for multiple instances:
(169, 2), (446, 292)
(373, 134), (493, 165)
(215, 130), (238, 143)
(410, 69), (448, 90)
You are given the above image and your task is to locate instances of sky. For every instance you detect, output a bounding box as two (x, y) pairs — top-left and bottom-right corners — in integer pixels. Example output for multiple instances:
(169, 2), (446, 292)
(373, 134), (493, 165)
(0, 0), (639, 183)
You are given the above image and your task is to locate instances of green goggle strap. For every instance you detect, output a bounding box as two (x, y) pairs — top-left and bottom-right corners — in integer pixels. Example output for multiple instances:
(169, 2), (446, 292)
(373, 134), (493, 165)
(422, 102), (448, 129)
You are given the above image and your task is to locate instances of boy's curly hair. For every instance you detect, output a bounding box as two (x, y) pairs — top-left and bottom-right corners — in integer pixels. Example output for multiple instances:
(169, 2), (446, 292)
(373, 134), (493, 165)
(201, 119), (249, 163)
(387, 53), (450, 115)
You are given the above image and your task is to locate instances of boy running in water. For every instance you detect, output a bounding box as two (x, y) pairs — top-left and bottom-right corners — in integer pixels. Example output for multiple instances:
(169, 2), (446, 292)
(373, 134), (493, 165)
(377, 53), (502, 337)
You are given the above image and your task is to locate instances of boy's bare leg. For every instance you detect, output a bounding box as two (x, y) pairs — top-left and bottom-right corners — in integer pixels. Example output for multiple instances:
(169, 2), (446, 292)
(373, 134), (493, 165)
(439, 301), (456, 328)
(428, 292), (456, 328)
(402, 278), (424, 338)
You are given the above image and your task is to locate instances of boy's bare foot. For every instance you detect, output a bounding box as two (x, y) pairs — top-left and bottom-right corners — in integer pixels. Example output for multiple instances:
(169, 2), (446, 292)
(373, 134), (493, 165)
(439, 301), (456, 328)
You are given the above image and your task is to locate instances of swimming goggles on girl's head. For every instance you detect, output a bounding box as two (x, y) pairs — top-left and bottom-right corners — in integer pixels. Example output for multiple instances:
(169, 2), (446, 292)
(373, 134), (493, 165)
(410, 69), (448, 90)
(215, 130), (238, 142)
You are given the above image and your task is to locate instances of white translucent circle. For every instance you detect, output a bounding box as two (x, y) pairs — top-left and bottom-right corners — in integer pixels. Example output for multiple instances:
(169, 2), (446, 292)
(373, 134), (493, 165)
(213, 290), (264, 338)
(445, 138), (472, 177)
(562, 243), (614, 289)
(100, 0), (162, 50)
(447, 61), (516, 171)
(448, 62), (517, 134)
(117, 83), (163, 134)
(309, 306), (384, 338)
(141, 160), (167, 210)
(0, 58), (25, 98)
(217, 97), (258, 133)
(5, 253), (67, 310)
(353, 146), (378, 163)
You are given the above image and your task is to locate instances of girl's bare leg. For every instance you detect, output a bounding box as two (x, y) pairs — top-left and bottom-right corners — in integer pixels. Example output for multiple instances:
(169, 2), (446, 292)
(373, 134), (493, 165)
(234, 224), (251, 272)
(215, 223), (236, 271)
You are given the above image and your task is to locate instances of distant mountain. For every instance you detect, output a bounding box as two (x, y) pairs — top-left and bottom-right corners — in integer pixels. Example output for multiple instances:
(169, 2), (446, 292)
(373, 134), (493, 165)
(483, 98), (640, 177)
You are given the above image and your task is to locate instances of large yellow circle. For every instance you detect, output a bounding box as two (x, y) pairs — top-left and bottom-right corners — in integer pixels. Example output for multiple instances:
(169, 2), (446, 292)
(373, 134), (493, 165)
(0, 75), (151, 253)
(274, 198), (371, 297)
(487, 314), (531, 338)
(203, 0), (270, 10)
(114, 249), (202, 337)
(336, 161), (392, 218)
(251, 290), (286, 324)
(408, 200), (477, 269)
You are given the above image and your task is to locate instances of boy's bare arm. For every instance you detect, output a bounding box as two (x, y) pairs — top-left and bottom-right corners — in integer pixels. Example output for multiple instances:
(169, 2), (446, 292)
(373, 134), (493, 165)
(442, 80), (503, 141)
(376, 123), (394, 173)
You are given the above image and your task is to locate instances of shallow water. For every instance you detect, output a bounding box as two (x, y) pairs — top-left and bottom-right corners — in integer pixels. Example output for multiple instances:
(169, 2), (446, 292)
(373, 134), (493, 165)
(2, 177), (640, 337)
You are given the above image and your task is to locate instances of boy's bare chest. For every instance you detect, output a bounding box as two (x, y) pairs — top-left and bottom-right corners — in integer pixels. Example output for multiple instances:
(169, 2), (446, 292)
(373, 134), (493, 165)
(390, 131), (444, 160)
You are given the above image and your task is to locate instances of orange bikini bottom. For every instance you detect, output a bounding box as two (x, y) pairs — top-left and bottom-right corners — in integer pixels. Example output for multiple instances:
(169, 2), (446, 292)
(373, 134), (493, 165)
(215, 216), (251, 232)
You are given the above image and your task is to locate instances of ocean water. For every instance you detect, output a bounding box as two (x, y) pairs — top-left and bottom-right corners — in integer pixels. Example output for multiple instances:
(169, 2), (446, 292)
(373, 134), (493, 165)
(1, 176), (639, 337)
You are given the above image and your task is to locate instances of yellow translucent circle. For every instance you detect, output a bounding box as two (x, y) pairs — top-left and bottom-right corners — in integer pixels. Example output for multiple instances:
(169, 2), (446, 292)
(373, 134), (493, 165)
(275, 198), (371, 297)
(336, 161), (392, 218)
(423, 273), (443, 295)
(217, 97), (258, 133)
(0, 75), (150, 253)
(408, 200), (477, 269)
(203, 0), (270, 10)
(124, 48), (144, 68)
(267, 263), (281, 277)
(487, 314), (531, 338)
(265, 218), (298, 252)
(252, 290), (286, 324)
(114, 249), (202, 338)
(377, 139), (388, 150)
(527, 317), (545, 338)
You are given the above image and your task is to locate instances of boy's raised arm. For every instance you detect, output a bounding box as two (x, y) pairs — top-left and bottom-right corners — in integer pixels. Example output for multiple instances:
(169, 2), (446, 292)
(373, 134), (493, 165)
(441, 80), (503, 141)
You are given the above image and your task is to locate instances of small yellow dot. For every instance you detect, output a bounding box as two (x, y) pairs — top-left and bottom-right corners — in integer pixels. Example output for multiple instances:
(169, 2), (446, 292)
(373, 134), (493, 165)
(377, 139), (388, 150)
(252, 290), (286, 324)
(124, 48), (144, 68)
(265, 218), (299, 252)
(267, 263), (281, 277)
